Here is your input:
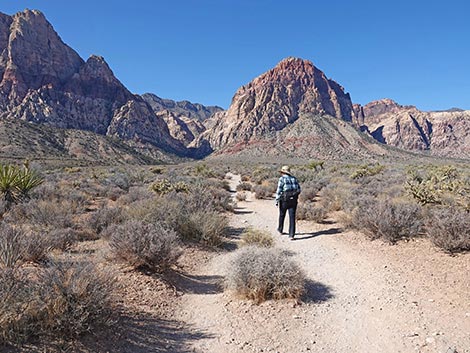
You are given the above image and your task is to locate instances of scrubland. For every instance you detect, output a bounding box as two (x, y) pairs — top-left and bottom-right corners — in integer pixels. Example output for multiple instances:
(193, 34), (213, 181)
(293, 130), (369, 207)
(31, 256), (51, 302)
(0, 158), (468, 351)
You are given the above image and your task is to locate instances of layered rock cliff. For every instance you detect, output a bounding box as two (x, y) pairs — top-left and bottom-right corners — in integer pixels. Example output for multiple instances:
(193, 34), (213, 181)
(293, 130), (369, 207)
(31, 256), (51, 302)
(0, 10), (186, 157)
(356, 99), (470, 158)
(196, 57), (354, 151)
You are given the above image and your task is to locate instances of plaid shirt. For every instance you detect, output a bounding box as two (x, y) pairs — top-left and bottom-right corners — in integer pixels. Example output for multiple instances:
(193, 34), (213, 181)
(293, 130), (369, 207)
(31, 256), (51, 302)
(275, 174), (301, 201)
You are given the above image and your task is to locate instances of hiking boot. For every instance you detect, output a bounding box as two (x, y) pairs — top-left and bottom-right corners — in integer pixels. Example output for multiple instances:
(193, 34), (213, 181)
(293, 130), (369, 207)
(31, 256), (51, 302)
(277, 228), (283, 235)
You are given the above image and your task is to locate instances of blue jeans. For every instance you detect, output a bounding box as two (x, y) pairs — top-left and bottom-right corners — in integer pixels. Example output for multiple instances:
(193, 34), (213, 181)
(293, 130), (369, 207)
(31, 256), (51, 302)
(278, 199), (297, 238)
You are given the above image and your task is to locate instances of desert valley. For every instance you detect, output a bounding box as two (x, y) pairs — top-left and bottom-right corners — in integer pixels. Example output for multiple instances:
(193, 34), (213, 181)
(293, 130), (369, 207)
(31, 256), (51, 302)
(0, 9), (468, 353)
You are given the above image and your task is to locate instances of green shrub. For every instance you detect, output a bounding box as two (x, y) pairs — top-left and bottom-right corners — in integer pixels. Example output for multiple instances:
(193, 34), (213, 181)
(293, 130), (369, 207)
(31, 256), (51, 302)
(109, 220), (181, 271)
(425, 207), (470, 253)
(350, 164), (385, 179)
(225, 246), (305, 303)
(0, 164), (43, 208)
(240, 228), (274, 247)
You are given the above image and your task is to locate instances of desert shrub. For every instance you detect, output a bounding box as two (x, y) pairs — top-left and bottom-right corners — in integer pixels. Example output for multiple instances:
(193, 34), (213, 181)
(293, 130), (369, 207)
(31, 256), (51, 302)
(405, 165), (470, 207)
(236, 192), (247, 201)
(240, 228), (274, 247)
(87, 206), (125, 236)
(296, 203), (327, 223)
(109, 220), (181, 271)
(150, 166), (165, 174)
(37, 260), (115, 338)
(150, 179), (190, 195)
(0, 268), (37, 343)
(236, 182), (252, 191)
(350, 164), (385, 179)
(6, 199), (75, 229)
(225, 246), (305, 303)
(298, 179), (328, 202)
(116, 186), (154, 205)
(425, 207), (470, 253)
(178, 210), (228, 246)
(45, 228), (79, 251)
(0, 261), (115, 343)
(253, 185), (273, 199)
(0, 224), (51, 267)
(351, 198), (423, 243)
(241, 175), (251, 182)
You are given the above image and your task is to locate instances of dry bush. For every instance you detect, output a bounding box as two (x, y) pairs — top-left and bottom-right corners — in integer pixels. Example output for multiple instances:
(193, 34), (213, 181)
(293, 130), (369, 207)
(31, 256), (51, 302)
(253, 185), (273, 199)
(5, 199), (75, 230)
(296, 203), (327, 223)
(241, 175), (251, 182)
(236, 182), (252, 191)
(236, 192), (247, 201)
(240, 228), (274, 247)
(109, 220), (181, 271)
(225, 246), (305, 303)
(425, 207), (470, 253)
(0, 224), (51, 267)
(0, 261), (115, 343)
(116, 186), (154, 205)
(351, 198), (423, 243)
(178, 210), (228, 246)
(87, 206), (125, 237)
(37, 260), (115, 338)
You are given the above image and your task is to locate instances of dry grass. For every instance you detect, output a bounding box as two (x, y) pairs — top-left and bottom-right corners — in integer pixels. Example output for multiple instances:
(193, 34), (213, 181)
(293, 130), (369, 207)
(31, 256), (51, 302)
(225, 246), (305, 303)
(240, 228), (274, 247)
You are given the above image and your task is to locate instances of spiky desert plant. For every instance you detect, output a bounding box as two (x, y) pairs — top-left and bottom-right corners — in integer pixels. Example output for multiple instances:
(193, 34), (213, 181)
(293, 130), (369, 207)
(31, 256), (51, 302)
(0, 164), (43, 208)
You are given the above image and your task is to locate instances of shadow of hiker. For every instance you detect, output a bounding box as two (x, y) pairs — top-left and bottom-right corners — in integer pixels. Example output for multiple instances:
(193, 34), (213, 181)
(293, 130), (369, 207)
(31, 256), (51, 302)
(294, 227), (343, 240)
(166, 270), (224, 295)
(302, 279), (335, 304)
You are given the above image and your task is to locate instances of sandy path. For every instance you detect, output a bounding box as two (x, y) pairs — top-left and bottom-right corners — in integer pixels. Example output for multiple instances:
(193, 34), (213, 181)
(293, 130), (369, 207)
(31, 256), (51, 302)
(175, 174), (470, 353)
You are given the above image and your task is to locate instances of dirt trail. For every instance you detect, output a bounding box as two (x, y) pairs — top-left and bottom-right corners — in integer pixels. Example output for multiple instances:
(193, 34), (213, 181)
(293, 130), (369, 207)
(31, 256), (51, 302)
(175, 174), (470, 353)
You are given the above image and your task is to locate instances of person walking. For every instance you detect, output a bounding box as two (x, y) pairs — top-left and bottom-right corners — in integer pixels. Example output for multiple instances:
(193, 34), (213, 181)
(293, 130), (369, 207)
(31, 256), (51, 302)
(275, 165), (301, 240)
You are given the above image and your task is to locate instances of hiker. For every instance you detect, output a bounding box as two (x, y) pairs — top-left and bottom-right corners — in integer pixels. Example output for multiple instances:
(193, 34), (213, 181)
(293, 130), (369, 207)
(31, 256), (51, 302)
(275, 165), (301, 240)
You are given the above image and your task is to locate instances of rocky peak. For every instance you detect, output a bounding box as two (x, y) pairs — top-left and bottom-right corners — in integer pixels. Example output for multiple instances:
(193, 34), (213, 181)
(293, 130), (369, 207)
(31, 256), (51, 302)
(362, 98), (415, 117)
(195, 57), (354, 151)
(0, 9), (83, 102)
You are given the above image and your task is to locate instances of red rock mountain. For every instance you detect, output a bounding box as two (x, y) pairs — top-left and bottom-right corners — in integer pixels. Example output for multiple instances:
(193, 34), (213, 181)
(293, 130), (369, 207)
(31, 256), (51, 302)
(0, 9), (187, 157)
(196, 57), (354, 152)
(354, 99), (470, 158)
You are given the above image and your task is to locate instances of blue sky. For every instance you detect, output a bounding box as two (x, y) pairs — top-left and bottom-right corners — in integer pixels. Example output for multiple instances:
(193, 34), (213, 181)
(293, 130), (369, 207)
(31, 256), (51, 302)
(2, 0), (470, 111)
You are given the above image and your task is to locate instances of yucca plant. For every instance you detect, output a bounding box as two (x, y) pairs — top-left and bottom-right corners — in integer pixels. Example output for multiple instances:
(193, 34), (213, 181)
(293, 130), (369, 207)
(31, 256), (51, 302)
(0, 164), (43, 209)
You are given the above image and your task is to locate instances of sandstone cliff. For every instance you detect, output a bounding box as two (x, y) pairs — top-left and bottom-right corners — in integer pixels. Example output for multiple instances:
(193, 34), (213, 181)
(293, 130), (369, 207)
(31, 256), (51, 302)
(195, 57), (354, 152)
(356, 99), (470, 158)
(0, 10), (186, 157)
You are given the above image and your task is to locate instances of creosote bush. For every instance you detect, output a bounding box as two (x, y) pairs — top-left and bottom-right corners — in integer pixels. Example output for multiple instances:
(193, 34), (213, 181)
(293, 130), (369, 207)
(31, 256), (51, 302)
(0, 260), (115, 344)
(109, 220), (181, 271)
(240, 228), (274, 247)
(225, 246), (305, 303)
(425, 207), (470, 253)
(296, 202), (327, 223)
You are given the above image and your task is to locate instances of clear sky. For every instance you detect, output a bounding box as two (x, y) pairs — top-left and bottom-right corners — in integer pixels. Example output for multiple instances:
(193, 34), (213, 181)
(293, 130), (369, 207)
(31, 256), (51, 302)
(2, 0), (470, 111)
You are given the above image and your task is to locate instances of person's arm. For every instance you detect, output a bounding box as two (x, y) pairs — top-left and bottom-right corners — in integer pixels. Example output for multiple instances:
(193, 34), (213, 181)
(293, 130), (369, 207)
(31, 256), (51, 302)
(275, 177), (284, 202)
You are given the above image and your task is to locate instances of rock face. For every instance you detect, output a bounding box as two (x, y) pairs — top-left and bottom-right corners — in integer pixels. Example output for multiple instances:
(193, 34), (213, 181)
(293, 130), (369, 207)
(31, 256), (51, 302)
(356, 99), (470, 158)
(196, 57), (354, 152)
(0, 10), (186, 157)
(142, 93), (222, 146)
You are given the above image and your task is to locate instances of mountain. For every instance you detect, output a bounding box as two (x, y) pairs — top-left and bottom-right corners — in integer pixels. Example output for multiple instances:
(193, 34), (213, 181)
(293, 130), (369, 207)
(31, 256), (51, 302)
(0, 9), (188, 160)
(355, 99), (470, 158)
(192, 58), (409, 161)
(142, 93), (223, 146)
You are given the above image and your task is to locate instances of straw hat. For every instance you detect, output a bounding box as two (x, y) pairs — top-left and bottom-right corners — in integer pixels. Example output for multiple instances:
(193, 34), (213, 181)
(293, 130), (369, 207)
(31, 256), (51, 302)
(279, 165), (291, 175)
